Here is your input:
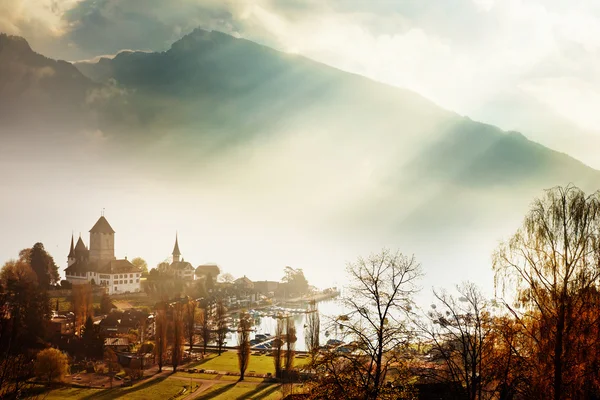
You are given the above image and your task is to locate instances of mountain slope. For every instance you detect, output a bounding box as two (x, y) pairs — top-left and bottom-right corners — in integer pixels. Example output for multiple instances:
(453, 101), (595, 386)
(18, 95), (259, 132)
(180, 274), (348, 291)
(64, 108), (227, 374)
(0, 33), (97, 130)
(72, 29), (600, 189)
(2, 28), (599, 236)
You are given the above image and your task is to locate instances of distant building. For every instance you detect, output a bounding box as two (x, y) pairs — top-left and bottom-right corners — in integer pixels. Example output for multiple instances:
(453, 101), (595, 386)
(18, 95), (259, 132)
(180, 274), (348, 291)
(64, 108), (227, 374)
(234, 275), (254, 289)
(47, 314), (75, 337)
(253, 280), (279, 295)
(195, 263), (220, 281)
(167, 234), (195, 280)
(64, 215), (142, 295)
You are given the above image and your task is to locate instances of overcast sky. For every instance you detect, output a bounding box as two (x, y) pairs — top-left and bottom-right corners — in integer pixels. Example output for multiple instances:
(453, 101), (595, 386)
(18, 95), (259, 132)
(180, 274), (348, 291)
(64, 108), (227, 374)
(2, 0), (600, 168)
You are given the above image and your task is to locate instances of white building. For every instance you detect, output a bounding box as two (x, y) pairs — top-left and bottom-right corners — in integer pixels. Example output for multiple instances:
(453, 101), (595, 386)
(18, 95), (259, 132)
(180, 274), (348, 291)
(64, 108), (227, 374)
(65, 216), (142, 295)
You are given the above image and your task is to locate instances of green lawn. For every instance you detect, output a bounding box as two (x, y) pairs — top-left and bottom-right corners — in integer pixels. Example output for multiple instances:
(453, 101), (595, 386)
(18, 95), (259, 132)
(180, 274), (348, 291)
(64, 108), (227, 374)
(28, 376), (189, 399)
(189, 352), (308, 375)
(195, 382), (282, 400)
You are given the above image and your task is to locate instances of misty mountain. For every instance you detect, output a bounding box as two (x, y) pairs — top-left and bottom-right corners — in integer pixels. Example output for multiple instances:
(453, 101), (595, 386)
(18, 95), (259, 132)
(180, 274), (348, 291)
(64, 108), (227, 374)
(2, 28), (599, 242)
(0, 33), (96, 131)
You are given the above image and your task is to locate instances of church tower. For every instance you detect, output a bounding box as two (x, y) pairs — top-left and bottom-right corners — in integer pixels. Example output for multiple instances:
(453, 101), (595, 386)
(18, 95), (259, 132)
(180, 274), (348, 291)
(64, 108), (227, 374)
(172, 233), (181, 263)
(89, 215), (115, 263)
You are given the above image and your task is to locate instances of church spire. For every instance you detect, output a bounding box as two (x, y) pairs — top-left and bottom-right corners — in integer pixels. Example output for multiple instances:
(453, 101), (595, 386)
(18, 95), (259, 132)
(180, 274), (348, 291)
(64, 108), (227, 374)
(172, 233), (181, 262)
(67, 234), (75, 259)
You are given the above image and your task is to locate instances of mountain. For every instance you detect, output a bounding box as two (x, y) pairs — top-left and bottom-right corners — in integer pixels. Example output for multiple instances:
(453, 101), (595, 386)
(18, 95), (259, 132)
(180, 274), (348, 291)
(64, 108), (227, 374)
(1, 29), (599, 286)
(0, 33), (96, 131)
(70, 29), (599, 189)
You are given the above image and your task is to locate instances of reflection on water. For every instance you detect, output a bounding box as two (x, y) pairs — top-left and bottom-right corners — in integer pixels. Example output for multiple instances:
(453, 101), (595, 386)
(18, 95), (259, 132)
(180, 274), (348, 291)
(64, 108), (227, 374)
(227, 299), (346, 351)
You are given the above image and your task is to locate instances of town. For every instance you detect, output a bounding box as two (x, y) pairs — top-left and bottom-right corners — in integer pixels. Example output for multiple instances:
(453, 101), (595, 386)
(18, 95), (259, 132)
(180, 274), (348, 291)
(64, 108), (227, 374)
(1, 214), (341, 399)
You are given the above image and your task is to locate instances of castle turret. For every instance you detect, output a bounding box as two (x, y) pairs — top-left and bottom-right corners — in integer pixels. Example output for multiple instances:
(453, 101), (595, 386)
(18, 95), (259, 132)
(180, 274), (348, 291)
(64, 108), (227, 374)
(89, 215), (115, 263)
(74, 235), (89, 262)
(172, 234), (181, 263)
(67, 234), (76, 267)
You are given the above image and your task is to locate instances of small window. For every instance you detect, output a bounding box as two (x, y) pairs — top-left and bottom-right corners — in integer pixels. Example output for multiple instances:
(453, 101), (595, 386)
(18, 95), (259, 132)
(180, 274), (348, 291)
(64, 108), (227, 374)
(136, 279), (139, 283)
(114, 287), (117, 291)
(130, 274), (133, 278)
(130, 280), (133, 284)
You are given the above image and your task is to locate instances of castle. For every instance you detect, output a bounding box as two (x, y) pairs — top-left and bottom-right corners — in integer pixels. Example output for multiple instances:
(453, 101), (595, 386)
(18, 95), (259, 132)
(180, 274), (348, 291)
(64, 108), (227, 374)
(64, 215), (141, 295)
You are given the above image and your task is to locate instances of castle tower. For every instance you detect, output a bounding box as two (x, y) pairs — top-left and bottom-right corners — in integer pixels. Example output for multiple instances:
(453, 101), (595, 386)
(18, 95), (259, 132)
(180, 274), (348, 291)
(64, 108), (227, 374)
(172, 233), (181, 263)
(89, 215), (115, 263)
(67, 234), (76, 267)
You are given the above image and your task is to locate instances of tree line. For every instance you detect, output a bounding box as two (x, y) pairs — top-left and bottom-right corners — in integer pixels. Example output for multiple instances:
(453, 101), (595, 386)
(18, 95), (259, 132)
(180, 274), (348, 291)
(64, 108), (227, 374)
(302, 185), (600, 400)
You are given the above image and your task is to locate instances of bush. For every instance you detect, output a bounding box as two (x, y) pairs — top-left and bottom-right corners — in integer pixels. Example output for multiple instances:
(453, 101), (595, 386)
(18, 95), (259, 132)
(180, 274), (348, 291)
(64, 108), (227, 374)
(35, 348), (69, 384)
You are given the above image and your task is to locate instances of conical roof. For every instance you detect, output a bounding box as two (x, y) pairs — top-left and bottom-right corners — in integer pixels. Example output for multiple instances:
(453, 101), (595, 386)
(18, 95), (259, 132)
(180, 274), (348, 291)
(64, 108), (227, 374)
(75, 236), (87, 251)
(67, 234), (75, 258)
(172, 234), (181, 257)
(89, 216), (115, 234)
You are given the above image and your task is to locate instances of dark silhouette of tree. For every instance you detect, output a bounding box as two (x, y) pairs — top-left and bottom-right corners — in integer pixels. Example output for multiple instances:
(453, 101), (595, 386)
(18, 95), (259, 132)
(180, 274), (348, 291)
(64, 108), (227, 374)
(273, 317), (284, 378)
(215, 300), (228, 355)
(171, 302), (185, 372)
(199, 305), (211, 355)
(284, 317), (297, 374)
(19, 243), (59, 289)
(184, 298), (198, 354)
(0, 260), (50, 352)
(237, 312), (252, 381)
(100, 291), (112, 314)
(494, 185), (600, 400)
(82, 315), (104, 359)
(154, 303), (168, 372)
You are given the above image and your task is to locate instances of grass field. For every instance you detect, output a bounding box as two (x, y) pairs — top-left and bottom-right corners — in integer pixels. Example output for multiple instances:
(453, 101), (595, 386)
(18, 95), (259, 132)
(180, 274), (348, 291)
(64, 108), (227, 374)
(189, 352), (308, 376)
(195, 382), (282, 400)
(28, 376), (189, 399)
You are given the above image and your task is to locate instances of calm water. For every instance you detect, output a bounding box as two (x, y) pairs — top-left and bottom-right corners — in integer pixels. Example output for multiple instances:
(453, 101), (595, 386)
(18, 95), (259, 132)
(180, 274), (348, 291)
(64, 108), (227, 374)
(227, 299), (346, 351)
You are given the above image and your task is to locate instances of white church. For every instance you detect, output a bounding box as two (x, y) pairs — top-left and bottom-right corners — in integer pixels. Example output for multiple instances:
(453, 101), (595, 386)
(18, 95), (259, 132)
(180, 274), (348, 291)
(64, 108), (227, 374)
(64, 215), (141, 295)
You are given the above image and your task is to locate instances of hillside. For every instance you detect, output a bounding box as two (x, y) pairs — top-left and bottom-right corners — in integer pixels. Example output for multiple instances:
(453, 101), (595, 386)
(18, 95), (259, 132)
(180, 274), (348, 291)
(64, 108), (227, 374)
(1, 28), (599, 245)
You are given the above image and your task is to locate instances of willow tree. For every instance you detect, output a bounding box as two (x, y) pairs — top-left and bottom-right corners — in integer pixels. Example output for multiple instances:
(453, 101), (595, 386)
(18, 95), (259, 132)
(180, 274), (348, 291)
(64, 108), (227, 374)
(494, 185), (600, 400)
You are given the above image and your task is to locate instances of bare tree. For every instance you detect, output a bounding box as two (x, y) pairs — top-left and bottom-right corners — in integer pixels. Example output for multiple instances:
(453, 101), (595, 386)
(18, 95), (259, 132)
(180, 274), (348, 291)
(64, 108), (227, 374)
(184, 297), (198, 354)
(494, 185), (600, 400)
(311, 249), (422, 400)
(215, 299), (228, 355)
(305, 300), (320, 363)
(237, 312), (252, 381)
(421, 282), (494, 400)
